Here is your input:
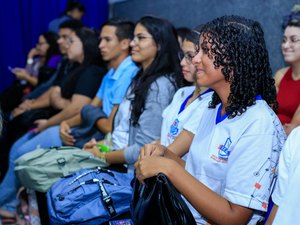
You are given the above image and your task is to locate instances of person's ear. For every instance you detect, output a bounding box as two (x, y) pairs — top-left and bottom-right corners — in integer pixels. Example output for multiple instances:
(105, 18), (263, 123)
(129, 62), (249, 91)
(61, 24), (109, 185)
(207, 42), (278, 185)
(120, 39), (131, 50)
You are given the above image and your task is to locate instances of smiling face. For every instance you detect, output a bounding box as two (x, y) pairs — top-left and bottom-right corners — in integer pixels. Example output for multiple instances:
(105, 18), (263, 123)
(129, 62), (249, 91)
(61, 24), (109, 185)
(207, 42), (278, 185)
(282, 26), (300, 64)
(66, 32), (84, 63)
(130, 23), (158, 70)
(192, 35), (228, 91)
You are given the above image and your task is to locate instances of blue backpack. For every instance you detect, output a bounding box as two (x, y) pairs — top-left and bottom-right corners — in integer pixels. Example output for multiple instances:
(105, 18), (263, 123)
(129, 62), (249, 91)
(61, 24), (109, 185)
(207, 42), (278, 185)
(47, 167), (134, 225)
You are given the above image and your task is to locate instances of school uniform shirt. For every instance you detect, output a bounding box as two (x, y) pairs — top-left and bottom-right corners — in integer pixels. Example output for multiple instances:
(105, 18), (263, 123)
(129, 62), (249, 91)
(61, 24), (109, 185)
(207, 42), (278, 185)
(271, 126), (300, 225)
(184, 97), (286, 225)
(161, 86), (212, 147)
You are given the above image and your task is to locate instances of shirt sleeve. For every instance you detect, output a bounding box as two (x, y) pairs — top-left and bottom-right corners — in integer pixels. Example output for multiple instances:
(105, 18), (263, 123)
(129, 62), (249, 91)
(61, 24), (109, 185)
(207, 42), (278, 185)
(111, 67), (137, 105)
(124, 77), (176, 165)
(223, 117), (281, 211)
(74, 66), (105, 99)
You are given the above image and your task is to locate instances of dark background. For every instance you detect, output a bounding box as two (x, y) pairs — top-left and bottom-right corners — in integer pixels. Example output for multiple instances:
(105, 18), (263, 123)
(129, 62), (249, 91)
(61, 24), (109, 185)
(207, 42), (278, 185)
(0, 0), (108, 92)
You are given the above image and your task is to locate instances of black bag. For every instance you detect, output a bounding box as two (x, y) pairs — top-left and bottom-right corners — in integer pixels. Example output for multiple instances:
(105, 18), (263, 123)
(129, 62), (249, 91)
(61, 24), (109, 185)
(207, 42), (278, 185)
(131, 173), (197, 225)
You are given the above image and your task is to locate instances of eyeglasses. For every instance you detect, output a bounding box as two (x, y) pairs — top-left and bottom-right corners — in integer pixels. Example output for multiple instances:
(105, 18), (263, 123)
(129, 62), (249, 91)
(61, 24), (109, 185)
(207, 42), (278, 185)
(282, 37), (300, 45)
(178, 51), (198, 64)
(132, 34), (153, 43)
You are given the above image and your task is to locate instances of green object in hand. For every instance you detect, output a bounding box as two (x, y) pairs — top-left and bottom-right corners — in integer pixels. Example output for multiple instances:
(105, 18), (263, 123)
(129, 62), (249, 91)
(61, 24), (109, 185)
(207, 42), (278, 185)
(97, 144), (111, 152)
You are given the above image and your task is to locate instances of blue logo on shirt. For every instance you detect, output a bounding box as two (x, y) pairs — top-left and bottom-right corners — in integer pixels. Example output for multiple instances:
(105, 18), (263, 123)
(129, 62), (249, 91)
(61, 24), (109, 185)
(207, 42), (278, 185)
(218, 137), (232, 160)
(170, 119), (179, 136)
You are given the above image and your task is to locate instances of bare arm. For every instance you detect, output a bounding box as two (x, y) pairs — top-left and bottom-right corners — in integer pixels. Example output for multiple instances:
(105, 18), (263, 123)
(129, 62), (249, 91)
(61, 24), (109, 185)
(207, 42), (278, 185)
(274, 67), (288, 93)
(284, 105), (300, 135)
(35, 94), (92, 132)
(95, 105), (119, 134)
(59, 96), (103, 145)
(168, 129), (194, 157)
(49, 86), (71, 109)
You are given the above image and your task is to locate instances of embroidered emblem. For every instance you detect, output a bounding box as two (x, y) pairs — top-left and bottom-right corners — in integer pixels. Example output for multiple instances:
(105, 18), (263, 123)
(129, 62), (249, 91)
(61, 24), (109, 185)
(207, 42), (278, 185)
(170, 118), (179, 136)
(218, 137), (232, 160)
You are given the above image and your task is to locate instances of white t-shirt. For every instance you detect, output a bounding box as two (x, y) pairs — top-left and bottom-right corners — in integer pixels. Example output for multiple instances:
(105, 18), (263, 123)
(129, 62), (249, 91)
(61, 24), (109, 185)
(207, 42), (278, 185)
(160, 86), (212, 146)
(271, 126), (300, 225)
(184, 98), (286, 225)
(111, 91), (133, 149)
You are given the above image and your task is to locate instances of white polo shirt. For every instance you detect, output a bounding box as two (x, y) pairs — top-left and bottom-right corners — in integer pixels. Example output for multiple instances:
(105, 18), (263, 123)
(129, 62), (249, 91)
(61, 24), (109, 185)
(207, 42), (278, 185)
(184, 97), (286, 224)
(161, 87), (212, 147)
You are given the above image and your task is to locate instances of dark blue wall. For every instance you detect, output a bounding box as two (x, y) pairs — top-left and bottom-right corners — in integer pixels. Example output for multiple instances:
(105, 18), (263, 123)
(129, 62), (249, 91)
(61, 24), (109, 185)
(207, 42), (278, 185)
(0, 0), (108, 92)
(113, 0), (298, 75)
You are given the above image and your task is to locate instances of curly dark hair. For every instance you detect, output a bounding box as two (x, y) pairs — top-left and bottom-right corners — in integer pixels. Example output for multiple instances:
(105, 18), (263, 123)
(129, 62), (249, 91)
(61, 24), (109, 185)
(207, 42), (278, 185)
(130, 16), (182, 125)
(198, 15), (277, 118)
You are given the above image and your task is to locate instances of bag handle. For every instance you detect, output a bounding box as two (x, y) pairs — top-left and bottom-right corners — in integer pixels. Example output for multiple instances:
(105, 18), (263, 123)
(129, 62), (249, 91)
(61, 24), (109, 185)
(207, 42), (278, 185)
(68, 167), (114, 185)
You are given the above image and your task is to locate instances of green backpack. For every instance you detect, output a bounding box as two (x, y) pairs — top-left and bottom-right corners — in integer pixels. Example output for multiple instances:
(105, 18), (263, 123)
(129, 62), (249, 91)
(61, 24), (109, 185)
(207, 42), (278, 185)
(14, 146), (108, 192)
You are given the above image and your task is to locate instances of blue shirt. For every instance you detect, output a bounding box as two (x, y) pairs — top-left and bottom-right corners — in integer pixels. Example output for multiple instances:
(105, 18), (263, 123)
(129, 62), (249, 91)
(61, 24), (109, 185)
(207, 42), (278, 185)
(96, 56), (138, 116)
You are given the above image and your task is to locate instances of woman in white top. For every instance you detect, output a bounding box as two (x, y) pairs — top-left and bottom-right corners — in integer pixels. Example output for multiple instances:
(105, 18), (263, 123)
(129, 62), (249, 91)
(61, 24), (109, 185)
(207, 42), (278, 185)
(135, 15), (286, 225)
(161, 29), (212, 148)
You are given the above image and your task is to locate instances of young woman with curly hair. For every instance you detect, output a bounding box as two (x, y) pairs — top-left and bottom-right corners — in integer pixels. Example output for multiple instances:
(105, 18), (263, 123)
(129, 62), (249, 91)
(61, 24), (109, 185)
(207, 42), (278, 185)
(135, 15), (286, 225)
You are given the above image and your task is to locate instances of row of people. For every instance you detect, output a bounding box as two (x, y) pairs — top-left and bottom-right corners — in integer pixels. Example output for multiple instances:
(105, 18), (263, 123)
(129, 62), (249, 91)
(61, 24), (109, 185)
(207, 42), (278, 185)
(0, 8), (299, 224)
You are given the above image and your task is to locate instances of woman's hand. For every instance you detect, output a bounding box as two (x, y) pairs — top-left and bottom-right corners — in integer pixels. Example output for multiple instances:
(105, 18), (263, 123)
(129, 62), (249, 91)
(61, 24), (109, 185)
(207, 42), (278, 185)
(59, 121), (75, 145)
(27, 48), (39, 59)
(135, 156), (173, 183)
(12, 68), (30, 80)
(83, 138), (98, 150)
(139, 143), (167, 159)
(33, 119), (48, 133)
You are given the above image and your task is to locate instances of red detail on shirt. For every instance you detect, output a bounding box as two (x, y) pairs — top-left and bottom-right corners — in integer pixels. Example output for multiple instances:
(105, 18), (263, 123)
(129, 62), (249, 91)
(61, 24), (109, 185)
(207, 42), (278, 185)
(277, 67), (300, 124)
(255, 182), (262, 189)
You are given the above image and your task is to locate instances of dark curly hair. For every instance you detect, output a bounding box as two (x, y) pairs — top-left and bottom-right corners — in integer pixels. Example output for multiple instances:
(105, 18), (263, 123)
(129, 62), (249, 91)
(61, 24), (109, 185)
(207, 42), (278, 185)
(198, 15), (277, 118)
(130, 16), (182, 125)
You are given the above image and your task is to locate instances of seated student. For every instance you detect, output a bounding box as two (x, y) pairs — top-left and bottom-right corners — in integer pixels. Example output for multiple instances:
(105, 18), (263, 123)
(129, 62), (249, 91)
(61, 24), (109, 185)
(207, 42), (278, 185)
(0, 27), (105, 218)
(84, 15), (181, 173)
(0, 19), (83, 182)
(59, 18), (138, 147)
(10, 18), (137, 155)
(135, 15), (286, 225)
(11, 19), (84, 119)
(16, 19), (84, 103)
(176, 27), (191, 48)
(274, 5), (300, 135)
(0, 31), (61, 114)
(48, 0), (85, 33)
(160, 28), (212, 150)
(87, 28), (212, 159)
(265, 126), (300, 225)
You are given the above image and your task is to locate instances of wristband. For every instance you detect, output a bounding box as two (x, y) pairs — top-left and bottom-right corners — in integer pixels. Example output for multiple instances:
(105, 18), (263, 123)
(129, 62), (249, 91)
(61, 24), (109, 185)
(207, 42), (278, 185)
(97, 143), (111, 152)
(27, 58), (33, 65)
